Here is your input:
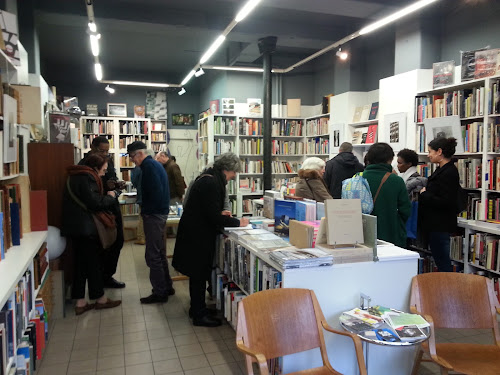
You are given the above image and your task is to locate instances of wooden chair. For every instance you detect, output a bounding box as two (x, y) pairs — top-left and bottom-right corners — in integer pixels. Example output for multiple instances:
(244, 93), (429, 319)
(235, 288), (367, 375)
(410, 273), (500, 375)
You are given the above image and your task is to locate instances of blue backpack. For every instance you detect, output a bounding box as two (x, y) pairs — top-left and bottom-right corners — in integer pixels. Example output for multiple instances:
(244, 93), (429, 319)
(341, 173), (373, 214)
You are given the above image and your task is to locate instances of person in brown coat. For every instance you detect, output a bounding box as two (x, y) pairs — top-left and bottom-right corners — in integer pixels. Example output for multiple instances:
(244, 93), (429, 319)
(155, 151), (186, 204)
(295, 157), (333, 202)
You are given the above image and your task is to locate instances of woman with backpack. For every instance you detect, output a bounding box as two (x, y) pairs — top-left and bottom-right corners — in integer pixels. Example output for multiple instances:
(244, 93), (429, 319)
(363, 143), (411, 248)
(419, 137), (460, 272)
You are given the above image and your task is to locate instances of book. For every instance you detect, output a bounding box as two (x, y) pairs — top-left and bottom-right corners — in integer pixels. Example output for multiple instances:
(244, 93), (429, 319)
(386, 312), (430, 329)
(352, 106), (363, 123)
(325, 199), (364, 246)
(209, 99), (220, 115)
(394, 325), (427, 342)
(360, 104), (370, 122)
(368, 102), (379, 120)
(475, 49), (499, 79)
(339, 315), (374, 333)
(366, 124), (377, 144)
(342, 308), (383, 326)
(433, 60), (455, 88)
(274, 199), (297, 236)
(287, 99), (301, 117)
(352, 129), (364, 145)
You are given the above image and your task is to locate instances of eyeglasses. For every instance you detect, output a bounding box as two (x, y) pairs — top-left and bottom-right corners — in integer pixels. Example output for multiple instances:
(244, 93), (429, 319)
(129, 152), (137, 159)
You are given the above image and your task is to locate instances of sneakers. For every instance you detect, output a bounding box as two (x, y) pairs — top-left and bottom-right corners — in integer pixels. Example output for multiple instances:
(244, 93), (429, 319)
(140, 294), (168, 304)
(75, 303), (95, 316)
(95, 299), (121, 310)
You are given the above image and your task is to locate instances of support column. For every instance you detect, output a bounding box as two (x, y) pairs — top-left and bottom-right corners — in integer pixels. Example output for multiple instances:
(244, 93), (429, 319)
(258, 36), (277, 191)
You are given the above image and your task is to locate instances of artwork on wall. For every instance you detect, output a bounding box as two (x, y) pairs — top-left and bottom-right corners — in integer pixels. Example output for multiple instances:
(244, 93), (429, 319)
(330, 123), (345, 154)
(222, 98), (235, 115)
(0, 10), (20, 66)
(433, 61), (455, 88)
(247, 98), (262, 115)
(424, 115), (464, 154)
(172, 113), (195, 127)
(3, 94), (17, 162)
(107, 103), (127, 117)
(134, 105), (145, 118)
(461, 48), (500, 82)
(146, 91), (167, 120)
(86, 104), (98, 116)
(383, 112), (406, 151)
(49, 113), (71, 143)
(209, 100), (219, 115)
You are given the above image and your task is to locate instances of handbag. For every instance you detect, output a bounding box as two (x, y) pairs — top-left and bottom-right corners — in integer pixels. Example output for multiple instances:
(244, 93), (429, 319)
(66, 178), (117, 249)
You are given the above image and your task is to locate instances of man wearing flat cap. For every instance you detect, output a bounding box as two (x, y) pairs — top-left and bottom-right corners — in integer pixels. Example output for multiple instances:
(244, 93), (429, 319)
(127, 141), (174, 303)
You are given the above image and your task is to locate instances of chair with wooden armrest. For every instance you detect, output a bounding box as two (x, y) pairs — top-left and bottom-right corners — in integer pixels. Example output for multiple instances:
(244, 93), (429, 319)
(235, 288), (367, 375)
(410, 273), (500, 375)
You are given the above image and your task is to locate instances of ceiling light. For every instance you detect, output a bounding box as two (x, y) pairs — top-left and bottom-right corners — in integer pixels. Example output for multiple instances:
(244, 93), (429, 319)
(88, 21), (97, 32)
(336, 48), (348, 60)
(63, 96), (77, 103)
(103, 80), (171, 88)
(359, 0), (439, 35)
(90, 33), (100, 57)
(178, 87), (186, 96)
(210, 65), (264, 73)
(235, 0), (262, 22)
(181, 70), (196, 86)
(105, 85), (115, 94)
(199, 35), (226, 65)
(94, 63), (102, 81)
(194, 68), (205, 77)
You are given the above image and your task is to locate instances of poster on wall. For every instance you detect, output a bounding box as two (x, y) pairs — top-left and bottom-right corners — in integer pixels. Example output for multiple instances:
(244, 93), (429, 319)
(209, 100), (219, 115)
(49, 113), (71, 143)
(134, 105), (145, 118)
(383, 112), (406, 151)
(247, 98), (262, 116)
(460, 48), (500, 81)
(423, 115), (464, 154)
(146, 91), (167, 120)
(222, 98), (235, 115)
(172, 114), (195, 127)
(330, 123), (345, 154)
(3, 94), (17, 162)
(433, 61), (455, 88)
(0, 10), (20, 66)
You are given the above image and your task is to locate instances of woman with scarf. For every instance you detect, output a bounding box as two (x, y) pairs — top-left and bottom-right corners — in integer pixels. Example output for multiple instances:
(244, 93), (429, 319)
(62, 153), (122, 315)
(397, 149), (427, 199)
(173, 153), (249, 327)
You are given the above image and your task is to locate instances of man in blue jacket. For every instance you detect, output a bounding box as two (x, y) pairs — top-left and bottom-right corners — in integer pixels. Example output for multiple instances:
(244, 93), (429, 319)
(127, 141), (174, 303)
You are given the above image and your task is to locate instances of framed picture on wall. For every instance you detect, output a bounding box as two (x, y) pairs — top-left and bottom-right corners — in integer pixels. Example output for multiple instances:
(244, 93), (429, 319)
(172, 113), (195, 126)
(107, 103), (127, 117)
(383, 112), (407, 151)
(424, 115), (464, 154)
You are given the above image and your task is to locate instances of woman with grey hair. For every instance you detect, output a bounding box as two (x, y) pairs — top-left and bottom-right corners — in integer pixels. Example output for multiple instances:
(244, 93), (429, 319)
(173, 152), (248, 327)
(295, 157), (333, 202)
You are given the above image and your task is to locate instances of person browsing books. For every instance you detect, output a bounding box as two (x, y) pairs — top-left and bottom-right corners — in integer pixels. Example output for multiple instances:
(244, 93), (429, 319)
(324, 142), (364, 198)
(295, 157), (333, 202)
(155, 151), (186, 205)
(173, 153), (249, 327)
(397, 149), (427, 199)
(419, 137), (460, 272)
(363, 143), (411, 248)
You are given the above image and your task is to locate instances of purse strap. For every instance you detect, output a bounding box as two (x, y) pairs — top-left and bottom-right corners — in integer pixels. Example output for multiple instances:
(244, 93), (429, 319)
(373, 172), (391, 205)
(304, 179), (317, 201)
(66, 178), (89, 212)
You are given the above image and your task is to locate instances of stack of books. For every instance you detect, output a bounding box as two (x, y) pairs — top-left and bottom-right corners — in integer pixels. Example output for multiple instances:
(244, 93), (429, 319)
(270, 247), (333, 269)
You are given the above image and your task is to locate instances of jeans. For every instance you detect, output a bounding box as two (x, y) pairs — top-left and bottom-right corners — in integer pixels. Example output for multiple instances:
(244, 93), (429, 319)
(72, 236), (105, 300)
(143, 214), (173, 296)
(428, 231), (453, 272)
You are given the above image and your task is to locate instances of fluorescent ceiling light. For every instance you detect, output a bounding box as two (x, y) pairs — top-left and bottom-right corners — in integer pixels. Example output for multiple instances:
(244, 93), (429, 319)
(105, 85), (115, 94)
(88, 22), (97, 32)
(90, 34), (100, 57)
(94, 63), (102, 81)
(211, 65), (264, 72)
(63, 96), (77, 103)
(359, 0), (439, 35)
(105, 80), (170, 88)
(235, 0), (262, 22)
(199, 35), (226, 64)
(181, 70), (196, 86)
(178, 87), (186, 96)
(194, 68), (205, 77)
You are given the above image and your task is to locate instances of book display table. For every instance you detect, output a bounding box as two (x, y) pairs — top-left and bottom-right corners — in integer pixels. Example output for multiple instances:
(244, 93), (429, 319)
(222, 231), (420, 375)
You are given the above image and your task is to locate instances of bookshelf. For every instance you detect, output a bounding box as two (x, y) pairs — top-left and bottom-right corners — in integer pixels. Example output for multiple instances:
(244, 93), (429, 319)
(150, 120), (168, 153)
(80, 116), (152, 181)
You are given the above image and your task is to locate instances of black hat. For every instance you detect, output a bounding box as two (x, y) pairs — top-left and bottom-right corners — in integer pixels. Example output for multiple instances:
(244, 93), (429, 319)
(127, 141), (147, 154)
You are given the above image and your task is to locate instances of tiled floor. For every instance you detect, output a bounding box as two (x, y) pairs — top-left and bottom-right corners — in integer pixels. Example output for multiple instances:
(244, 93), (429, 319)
(38, 240), (498, 375)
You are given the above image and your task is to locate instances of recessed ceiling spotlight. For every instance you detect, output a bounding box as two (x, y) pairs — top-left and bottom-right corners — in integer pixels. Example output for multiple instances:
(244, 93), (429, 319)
(336, 48), (348, 60)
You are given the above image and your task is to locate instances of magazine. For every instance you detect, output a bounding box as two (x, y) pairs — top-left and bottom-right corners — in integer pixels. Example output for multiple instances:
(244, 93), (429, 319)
(394, 325), (427, 342)
(342, 308), (384, 326)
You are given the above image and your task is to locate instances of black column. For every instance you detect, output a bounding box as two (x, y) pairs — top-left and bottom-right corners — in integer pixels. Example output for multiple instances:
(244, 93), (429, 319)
(258, 36), (277, 191)
(18, 0), (39, 74)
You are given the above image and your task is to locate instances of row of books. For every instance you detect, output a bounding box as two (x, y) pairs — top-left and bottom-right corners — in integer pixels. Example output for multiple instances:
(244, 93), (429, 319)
(272, 161), (299, 174)
(151, 143), (167, 153)
(240, 159), (263, 174)
(119, 120), (148, 135)
(151, 133), (166, 141)
(1, 184), (23, 257)
(273, 177), (299, 194)
(458, 193), (481, 220)
(415, 87), (485, 123)
(352, 102), (379, 123)
(214, 117), (236, 135)
(272, 120), (303, 137)
(486, 158), (500, 190)
(228, 198), (237, 215)
(463, 122), (483, 152)
(214, 139), (235, 154)
(306, 116), (329, 136)
(239, 177), (262, 194)
(450, 235), (464, 261)
(118, 136), (146, 149)
(151, 122), (166, 131)
(83, 119), (114, 134)
(271, 140), (305, 155)
(120, 155), (134, 168)
(306, 137), (329, 154)
(227, 180), (236, 195)
(120, 203), (139, 216)
(239, 139), (262, 155)
(239, 119), (262, 136)
(456, 158), (482, 189)
(83, 134), (114, 149)
(352, 125), (377, 145)
(415, 126), (429, 153)
(242, 199), (253, 214)
(418, 254), (462, 274)
(33, 244), (49, 290)
(490, 78), (500, 115)
(468, 232), (500, 272)
(416, 163), (437, 178)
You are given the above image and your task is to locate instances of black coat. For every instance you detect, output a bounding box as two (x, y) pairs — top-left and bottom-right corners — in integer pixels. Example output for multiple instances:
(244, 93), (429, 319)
(419, 161), (459, 233)
(62, 173), (116, 238)
(172, 168), (240, 278)
(324, 152), (364, 198)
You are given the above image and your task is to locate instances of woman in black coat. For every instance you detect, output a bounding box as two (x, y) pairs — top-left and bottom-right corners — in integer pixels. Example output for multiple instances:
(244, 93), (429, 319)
(62, 154), (121, 315)
(173, 153), (249, 327)
(419, 137), (460, 272)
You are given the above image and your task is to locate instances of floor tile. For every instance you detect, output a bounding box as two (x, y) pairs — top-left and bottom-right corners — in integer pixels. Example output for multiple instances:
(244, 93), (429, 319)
(153, 358), (183, 374)
(124, 330), (148, 343)
(179, 354), (209, 371)
(99, 333), (124, 347)
(96, 367), (125, 375)
(205, 351), (235, 366)
(149, 336), (176, 350)
(176, 343), (204, 358)
(201, 340), (227, 354)
(211, 362), (244, 375)
(67, 358), (98, 374)
(98, 343), (125, 358)
(38, 362), (69, 375)
(97, 353), (125, 371)
(125, 362), (155, 375)
(174, 333), (200, 346)
(124, 339), (150, 354)
(125, 350), (152, 366)
(71, 348), (99, 361)
(184, 368), (214, 375)
(151, 347), (179, 362)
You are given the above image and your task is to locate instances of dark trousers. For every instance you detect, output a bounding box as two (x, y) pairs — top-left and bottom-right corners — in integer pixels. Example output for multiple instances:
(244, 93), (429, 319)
(101, 201), (124, 282)
(428, 231), (453, 272)
(143, 214), (173, 296)
(72, 236), (105, 300)
(189, 275), (208, 318)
